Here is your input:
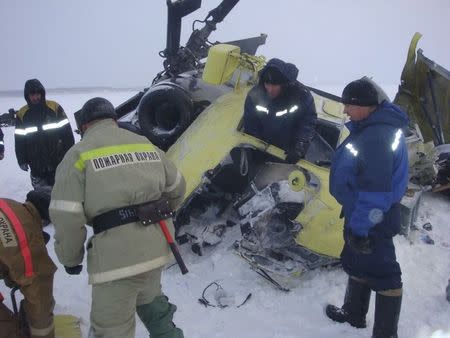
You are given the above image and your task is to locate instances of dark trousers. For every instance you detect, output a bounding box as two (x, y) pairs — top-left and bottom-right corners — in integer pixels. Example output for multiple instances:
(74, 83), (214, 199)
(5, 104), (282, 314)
(341, 205), (402, 291)
(30, 172), (55, 194)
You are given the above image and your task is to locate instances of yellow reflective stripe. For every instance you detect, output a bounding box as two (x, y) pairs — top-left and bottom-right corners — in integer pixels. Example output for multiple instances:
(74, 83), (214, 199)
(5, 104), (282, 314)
(74, 143), (156, 171)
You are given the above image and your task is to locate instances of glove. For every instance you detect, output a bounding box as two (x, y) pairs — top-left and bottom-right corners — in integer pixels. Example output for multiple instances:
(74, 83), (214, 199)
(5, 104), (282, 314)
(19, 163), (29, 171)
(285, 142), (309, 164)
(345, 231), (372, 254)
(285, 150), (301, 164)
(42, 231), (50, 245)
(64, 265), (83, 275)
(294, 141), (309, 159)
(4, 276), (19, 289)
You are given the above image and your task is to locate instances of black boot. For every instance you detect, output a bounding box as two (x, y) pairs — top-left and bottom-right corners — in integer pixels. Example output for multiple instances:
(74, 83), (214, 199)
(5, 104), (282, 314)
(326, 277), (371, 328)
(372, 293), (402, 338)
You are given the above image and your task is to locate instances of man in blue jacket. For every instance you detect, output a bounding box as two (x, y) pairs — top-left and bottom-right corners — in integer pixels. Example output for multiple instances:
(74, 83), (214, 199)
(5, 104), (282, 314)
(326, 78), (408, 338)
(243, 58), (317, 163)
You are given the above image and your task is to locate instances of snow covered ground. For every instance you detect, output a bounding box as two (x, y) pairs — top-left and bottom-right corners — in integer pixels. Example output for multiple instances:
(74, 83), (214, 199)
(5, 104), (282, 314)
(1, 89), (449, 338)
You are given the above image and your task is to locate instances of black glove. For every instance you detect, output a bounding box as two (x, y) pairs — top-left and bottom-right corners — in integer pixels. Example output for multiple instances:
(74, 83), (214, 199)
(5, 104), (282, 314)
(285, 150), (301, 164)
(64, 265), (83, 275)
(345, 231), (372, 254)
(19, 163), (29, 171)
(3, 276), (19, 289)
(42, 231), (50, 245)
(285, 142), (309, 164)
(295, 141), (309, 158)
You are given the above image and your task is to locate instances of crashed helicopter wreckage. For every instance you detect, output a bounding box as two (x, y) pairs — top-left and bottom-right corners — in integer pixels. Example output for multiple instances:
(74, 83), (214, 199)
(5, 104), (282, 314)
(2, 0), (446, 289)
(108, 1), (449, 289)
(168, 38), (449, 289)
(1, 0), (442, 289)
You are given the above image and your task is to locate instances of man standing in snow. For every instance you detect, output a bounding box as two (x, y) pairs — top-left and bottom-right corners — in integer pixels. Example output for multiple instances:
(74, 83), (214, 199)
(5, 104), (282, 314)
(326, 78), (408, 337)
(0, 190), (56, 338)
(0, 127), (4, 160)
(15, 79), (74, 192)
(243, 58), (317, 163)
(49, 97), (186, 338)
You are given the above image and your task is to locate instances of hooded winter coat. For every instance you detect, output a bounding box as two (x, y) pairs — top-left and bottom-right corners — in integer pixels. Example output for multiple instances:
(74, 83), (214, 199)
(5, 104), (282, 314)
(49, 119), (186, 284)
(15, 79), (74, 178)
(329, 101), (409, 290)
(243, 58), (317, 153)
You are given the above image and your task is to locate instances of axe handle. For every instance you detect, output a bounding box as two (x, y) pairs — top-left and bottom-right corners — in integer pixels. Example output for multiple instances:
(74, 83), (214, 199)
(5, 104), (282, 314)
(159, 220), (188, 275)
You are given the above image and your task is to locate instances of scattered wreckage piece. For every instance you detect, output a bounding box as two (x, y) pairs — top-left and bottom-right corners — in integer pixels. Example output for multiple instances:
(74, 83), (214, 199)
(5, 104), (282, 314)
(394, 32), (450, 193)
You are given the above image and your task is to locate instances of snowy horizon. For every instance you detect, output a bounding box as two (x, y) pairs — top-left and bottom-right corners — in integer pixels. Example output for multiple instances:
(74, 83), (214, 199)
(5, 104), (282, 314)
(1, 1), (450, 91)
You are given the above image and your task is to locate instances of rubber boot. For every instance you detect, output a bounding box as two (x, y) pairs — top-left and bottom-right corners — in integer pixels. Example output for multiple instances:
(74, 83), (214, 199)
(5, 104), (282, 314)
(325, 277), (371, 328)
(372, 293), (402, 338)
(137, 295), (184, 338)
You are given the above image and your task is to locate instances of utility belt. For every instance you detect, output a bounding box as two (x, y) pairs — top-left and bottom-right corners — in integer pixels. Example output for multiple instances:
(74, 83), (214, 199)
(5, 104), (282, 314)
(92, 199), (174, 235)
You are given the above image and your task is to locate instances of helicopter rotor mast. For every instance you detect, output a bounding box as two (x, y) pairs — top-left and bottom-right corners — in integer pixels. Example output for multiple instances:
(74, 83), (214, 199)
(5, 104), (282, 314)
(162, 0), (240, 77)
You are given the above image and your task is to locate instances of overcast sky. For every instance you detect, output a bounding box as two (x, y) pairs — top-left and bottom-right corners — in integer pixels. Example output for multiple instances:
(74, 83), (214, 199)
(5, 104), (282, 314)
(1, 0), (449, 91)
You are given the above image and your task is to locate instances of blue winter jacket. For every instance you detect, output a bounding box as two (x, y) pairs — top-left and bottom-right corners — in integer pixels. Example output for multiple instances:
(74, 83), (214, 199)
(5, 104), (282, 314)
(243, 58), (317, 152)
(329, 101), (409, 237)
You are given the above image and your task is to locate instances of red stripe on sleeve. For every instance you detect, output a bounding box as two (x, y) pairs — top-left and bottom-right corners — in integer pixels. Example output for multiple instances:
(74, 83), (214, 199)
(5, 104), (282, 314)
(0, 199), (34, 277)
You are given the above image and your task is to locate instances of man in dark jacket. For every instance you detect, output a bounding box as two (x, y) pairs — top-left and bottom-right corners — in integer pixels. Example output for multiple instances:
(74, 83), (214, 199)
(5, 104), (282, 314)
(326, 78), (408, 338)
(243, 58), (317, 163)
(15, 79), (74, 191)
(0, 127), (4, 160)
(0, 190), (56, 338)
